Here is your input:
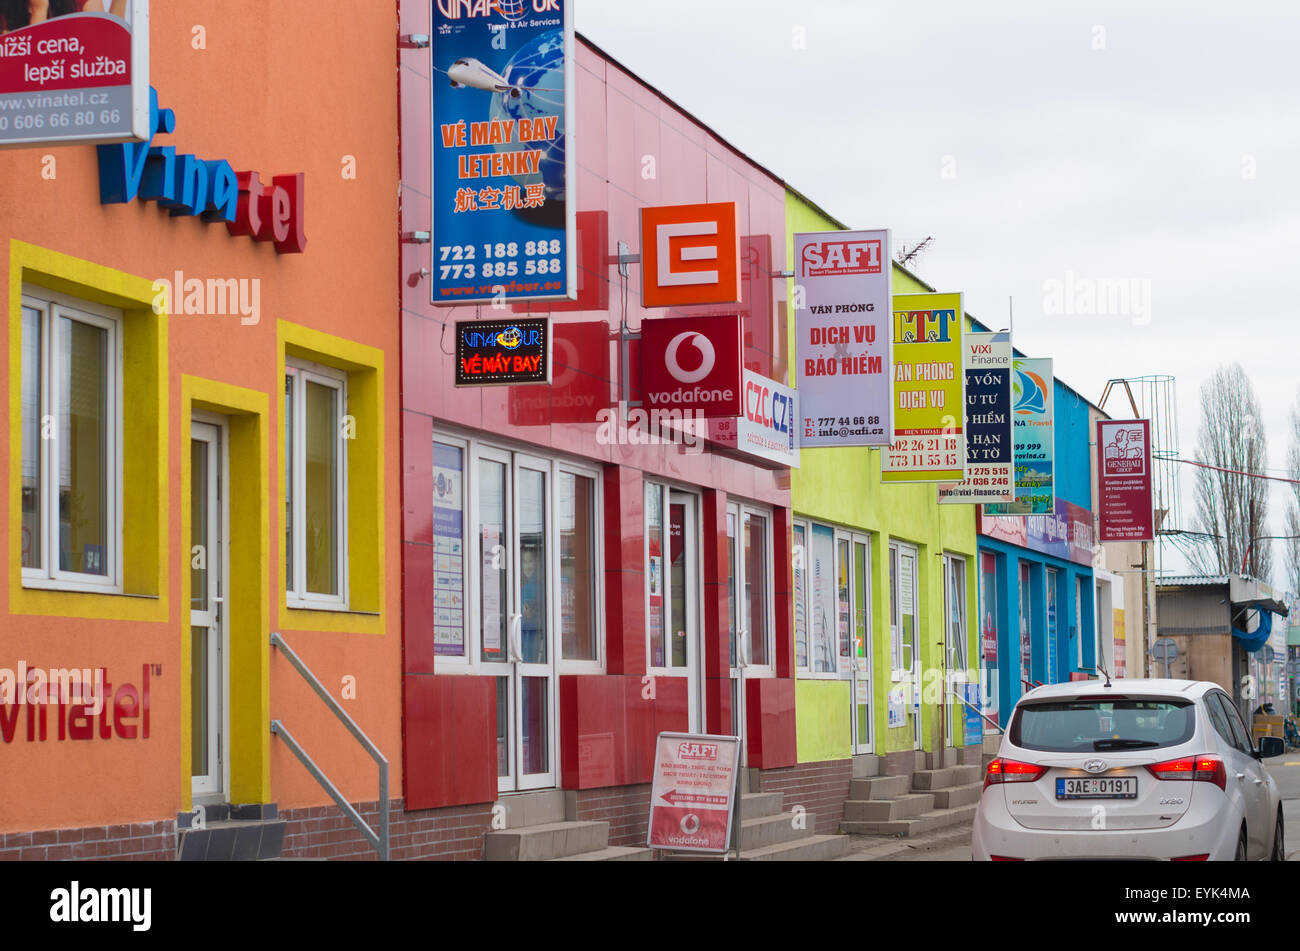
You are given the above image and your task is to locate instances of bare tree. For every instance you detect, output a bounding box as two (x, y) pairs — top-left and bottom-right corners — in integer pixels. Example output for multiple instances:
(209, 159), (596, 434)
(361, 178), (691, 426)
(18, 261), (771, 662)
(1189, 364), (1271, 580)
(1284, 392), (1300, 594)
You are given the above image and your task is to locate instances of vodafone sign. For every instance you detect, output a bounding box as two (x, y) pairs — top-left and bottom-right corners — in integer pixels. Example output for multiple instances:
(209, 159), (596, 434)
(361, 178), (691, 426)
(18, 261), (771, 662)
(640, 315), (742, 417)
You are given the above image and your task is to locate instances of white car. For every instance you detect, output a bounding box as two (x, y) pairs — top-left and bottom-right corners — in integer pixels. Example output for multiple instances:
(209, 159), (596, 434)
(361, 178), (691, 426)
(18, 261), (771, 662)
(972, 678), (1287, 861)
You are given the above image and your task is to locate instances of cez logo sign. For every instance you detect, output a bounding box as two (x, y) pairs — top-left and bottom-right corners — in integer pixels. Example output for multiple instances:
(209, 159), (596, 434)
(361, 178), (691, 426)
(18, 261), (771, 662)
(801, 239), (882, 277)
(640, 202), (740, 308)
(640, 315), (742, 417)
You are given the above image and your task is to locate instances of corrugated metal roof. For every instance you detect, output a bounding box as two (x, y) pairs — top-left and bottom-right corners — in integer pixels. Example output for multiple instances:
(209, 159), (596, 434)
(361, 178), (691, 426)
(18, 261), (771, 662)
(1157, 575), (1230, 587)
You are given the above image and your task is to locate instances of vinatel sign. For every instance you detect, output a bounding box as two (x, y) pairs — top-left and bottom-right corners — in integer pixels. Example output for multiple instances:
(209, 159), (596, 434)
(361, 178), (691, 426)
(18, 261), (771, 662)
(97, 87), (307, 253)
(0, 0), (149, 148)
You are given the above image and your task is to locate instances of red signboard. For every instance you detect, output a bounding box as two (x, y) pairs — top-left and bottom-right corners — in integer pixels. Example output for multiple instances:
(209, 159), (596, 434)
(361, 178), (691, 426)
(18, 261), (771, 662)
(647, 732), (741, 853)
(639, 314), (743, 417)
(1097, 418), (1155, 542)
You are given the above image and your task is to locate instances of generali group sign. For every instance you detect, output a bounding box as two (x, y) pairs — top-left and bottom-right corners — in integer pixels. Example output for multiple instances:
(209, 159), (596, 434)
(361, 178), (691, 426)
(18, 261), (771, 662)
(794, 230), (893, 447)
(1097, 418), (1155, 542)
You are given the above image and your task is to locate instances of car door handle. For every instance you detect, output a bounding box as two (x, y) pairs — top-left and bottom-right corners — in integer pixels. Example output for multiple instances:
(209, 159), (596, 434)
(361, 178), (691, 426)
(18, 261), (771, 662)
(1253, 779), (1264, 785)
(1235, 773), (1246, 781)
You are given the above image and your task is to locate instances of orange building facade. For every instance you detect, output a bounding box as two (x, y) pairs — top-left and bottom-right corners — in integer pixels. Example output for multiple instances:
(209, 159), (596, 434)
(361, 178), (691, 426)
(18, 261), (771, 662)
(0, 3), (403, 859)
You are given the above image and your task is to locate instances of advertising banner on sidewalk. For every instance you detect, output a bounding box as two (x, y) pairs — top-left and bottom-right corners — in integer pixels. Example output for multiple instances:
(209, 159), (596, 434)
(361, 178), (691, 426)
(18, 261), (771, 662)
(1097, 418), (1155, 541)
(985, 357), (1054, 515)
(0, 0), (149, 148)
(647, 733), (741, 853)
(794, 229), (893, 447)
(882, 293), (966, 483)
(938, 331), (1013, 504)
(431, 0), (574, 304)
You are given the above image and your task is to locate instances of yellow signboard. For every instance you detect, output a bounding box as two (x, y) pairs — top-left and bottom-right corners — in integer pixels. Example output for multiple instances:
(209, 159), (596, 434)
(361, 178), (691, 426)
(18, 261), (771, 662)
(881, 293), (966, 483)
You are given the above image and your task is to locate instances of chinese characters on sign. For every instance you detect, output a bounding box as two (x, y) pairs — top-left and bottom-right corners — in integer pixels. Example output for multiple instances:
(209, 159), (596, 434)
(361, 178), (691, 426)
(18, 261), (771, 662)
(882, 293), (966, 483)
(794, 230), (893, 447)
(1097, 418), (1155, 541)
(431, 0), (574, 303)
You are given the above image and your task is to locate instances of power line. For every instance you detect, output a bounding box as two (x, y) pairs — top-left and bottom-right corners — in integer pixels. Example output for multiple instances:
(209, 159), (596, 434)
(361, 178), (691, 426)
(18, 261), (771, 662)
(1169, 455), (1300, 487)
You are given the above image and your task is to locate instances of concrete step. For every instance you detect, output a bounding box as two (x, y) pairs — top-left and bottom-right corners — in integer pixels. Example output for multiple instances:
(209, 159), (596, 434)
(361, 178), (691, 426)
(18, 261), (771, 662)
(740, 791), (784, 819)
(494, 790), (566, 828)
(852, 754), (882, 778)
(911, 765), (981, 790)
(843, 793), (935, 823)
(177, 818), (286, 861)
(840, 803), (977, 838)
(849, 775), (910, 801)
(931, 781), (983, 810)
(484, 819), (609, 861)
(546, 845), (653, 861)
(740, 834), (850, 862)
(740, 811), (817, 851)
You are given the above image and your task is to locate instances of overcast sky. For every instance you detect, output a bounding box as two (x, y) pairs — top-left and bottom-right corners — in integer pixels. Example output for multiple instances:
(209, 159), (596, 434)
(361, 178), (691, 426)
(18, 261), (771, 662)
(577, 0), (1300, 585)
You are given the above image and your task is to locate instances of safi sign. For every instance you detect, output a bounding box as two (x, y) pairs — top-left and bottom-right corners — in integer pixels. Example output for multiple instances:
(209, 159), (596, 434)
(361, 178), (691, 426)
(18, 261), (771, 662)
(97, 86), (307, 253)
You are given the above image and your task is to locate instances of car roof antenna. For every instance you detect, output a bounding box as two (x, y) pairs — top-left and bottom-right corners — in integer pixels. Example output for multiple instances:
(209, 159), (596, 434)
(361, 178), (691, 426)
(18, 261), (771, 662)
(1095, 656), (1113, 689)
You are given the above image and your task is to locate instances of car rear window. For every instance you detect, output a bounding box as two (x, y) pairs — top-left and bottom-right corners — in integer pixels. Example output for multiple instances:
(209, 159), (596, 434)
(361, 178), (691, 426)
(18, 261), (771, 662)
(1010, 698), (1195, 753)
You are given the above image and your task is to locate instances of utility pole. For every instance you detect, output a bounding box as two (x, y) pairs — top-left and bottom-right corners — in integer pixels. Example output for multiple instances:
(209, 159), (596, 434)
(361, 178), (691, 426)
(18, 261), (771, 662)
(1141, 541), (1151, 678)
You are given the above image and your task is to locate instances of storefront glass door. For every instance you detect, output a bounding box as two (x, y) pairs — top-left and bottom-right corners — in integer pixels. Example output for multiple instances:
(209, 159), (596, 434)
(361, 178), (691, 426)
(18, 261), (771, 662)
(848, 535), (872, 754)
(190, 419), (227, 801)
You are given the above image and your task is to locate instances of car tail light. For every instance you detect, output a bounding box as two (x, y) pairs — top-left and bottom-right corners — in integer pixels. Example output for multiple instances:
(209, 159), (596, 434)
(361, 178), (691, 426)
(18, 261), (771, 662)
(984, 758), (1048, 790)
(1144, 755), (1227, 791)
(1171, 854), (1210, 862)
(990, 855), (1024, 861)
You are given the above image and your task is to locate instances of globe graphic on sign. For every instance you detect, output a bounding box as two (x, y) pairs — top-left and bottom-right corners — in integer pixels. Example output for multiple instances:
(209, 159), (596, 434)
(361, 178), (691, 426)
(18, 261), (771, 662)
(489, 29), (566, 224)
(495, 0), (528, 21)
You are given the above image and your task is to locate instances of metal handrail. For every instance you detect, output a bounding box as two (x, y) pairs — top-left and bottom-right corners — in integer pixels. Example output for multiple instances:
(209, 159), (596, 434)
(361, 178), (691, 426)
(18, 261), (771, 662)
(946, 687), (1005, 734)
(270, 631), (389, 861)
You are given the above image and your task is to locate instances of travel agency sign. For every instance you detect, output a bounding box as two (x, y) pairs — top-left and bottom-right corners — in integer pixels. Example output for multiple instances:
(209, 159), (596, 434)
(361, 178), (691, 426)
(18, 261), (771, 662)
(431, 0), (575, 303)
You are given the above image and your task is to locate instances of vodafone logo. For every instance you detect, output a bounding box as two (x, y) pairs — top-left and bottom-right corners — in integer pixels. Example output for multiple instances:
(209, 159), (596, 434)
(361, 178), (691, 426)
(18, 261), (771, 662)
(665, 332), (716, 384)
(639, 316), (743, 417)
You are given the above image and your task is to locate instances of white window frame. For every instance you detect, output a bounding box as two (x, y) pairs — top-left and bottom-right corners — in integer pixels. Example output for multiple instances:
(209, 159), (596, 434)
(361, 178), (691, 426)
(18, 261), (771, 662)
(285, 357), (349, 611)
(21, 288), (123, 594)
(432, 432), (472, 668)
(555, 460), (604, 675)
(646, 482), (701, 681)
(432, 429), (605, 676)
(731, 500), (776, 680)
(794, 518), (871, 682)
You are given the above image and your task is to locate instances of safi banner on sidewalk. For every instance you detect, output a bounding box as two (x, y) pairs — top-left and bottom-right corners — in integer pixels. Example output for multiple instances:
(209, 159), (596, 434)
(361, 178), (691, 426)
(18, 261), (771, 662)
(431, 0), (574, 304)
(0, 0), (149, 148)
(985, 357), (1055, 516)
(794, 229), (893, 447)
(882, 293), (967, 483)
(938, 331), (1013, 504)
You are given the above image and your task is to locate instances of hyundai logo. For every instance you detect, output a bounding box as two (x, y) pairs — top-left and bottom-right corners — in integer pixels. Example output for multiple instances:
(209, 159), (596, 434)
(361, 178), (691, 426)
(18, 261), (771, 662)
(1083, 759), (1108, 774)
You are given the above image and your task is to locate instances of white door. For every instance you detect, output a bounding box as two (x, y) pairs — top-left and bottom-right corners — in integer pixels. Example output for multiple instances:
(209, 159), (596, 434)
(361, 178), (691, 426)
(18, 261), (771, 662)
(668, 491), (703, 732)
(847, 534), (873, 755)
(891, 542), (922, 751)
(190, 419), (228, 801)
(479, 449), (558, 792)
(943, 555), (968, 748)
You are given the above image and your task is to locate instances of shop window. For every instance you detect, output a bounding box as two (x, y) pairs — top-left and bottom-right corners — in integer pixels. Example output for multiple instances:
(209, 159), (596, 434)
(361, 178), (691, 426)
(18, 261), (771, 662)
(729, 501), (775, 675)
(795, 518), (872, 682)
(792, 521), (806, 668)
(431, 433), (602, 672)
(434, 439), (467, 659)
(558, 470), (598, 662)
(285, 359), (348, 609)
(20, 289), (121, 592)
(1019, 561), (1033, 689)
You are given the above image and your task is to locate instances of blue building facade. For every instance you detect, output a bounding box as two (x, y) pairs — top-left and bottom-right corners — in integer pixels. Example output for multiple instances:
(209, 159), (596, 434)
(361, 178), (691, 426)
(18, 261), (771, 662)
(976, 376), (1098, 728)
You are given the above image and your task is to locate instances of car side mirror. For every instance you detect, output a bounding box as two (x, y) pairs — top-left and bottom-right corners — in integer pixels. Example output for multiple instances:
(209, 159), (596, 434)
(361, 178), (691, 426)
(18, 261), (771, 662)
(1258, 736), (1285, 759)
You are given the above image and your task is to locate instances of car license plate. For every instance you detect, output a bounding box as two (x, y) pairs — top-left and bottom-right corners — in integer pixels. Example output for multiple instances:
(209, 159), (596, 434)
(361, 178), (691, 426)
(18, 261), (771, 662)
(1056, 776), (1137, 799)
